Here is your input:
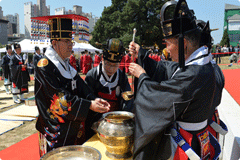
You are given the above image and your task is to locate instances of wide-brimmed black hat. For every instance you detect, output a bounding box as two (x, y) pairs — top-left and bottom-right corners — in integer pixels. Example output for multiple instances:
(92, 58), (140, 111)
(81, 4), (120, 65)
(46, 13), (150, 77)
(103, 38), (125, 63)
(14, 43), (21, 50)
(6, 44), (12, 50)
(196, 20), (212, 48)
(197, 20), (219, 51)
(160, 0), (198, 39)
(48, 17), (72, 40)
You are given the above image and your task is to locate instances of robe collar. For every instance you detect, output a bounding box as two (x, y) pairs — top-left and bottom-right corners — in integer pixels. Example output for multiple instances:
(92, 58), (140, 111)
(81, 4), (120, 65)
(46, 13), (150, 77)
(45, 46), (77, 79)
(35, 52), (42, 58)
(185, 46), (210, 66)
(15, 53), (22, 61)
(171, 46), (211, 79)
(97, 62), (119, 94)
(6, 53), (11, 59)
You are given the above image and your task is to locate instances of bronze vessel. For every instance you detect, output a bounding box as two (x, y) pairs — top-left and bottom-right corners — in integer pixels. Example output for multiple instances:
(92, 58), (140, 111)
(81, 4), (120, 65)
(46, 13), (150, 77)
(93, 111), (135, 159)
(40, 145), (101, 160)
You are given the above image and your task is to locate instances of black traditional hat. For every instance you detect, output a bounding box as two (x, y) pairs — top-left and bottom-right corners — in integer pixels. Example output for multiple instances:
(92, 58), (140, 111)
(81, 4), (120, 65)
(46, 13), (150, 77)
(160, 0), (198, 39)
(35, 46), (40, 51)
(31, 14), (89, 44)
(103, 38), (125, 63)
(196, 20), (212, 48)
(6, 44), (12, 50)
(48, 17), (72, 40)
(14, 43), (21, 50)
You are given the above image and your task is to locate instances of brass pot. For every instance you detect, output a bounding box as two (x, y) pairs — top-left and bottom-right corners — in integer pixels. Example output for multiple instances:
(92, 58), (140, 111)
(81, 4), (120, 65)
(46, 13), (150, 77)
(40, 145), (101, 160)
(93, 111), (135, 159)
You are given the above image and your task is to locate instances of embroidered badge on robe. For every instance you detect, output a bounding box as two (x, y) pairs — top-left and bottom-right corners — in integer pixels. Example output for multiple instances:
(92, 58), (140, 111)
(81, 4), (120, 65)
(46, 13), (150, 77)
(48, 93), (72, 123)
(37, 58), (49, 67)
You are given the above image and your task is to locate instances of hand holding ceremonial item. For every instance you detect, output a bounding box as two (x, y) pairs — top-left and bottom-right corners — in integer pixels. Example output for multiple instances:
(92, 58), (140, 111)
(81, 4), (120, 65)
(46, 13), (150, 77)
(122, 28), (137, 101)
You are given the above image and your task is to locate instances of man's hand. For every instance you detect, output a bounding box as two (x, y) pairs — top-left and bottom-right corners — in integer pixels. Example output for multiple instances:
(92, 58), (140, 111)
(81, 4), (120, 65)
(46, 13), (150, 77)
(129, 41), (140, 59)
(90, 98), (110, 113)
(129, 62), (146, 78)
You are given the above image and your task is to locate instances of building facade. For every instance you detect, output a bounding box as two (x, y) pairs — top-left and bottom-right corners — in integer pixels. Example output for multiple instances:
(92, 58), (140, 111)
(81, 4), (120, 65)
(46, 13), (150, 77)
(89, 16), (99, 33)
(54, 5), (99, 34)
(0, 7), (3, 19)
(5, 13), (20, 36)
(24, 0), (50, 38)
(224, 3), (240, 47)
(0, 19), (9, 45)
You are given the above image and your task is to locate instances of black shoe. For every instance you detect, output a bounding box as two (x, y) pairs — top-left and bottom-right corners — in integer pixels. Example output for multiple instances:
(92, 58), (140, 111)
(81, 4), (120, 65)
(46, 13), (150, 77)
(20, 99), (25, 103)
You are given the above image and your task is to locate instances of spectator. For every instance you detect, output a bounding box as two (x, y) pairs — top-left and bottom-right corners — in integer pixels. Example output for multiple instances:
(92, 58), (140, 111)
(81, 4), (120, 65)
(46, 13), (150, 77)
(69, 50), (77, 70)
(215, 44), (221, 64)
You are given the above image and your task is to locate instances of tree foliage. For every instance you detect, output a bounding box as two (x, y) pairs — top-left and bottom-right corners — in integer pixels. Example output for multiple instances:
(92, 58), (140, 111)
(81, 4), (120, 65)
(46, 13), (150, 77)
(220, 29), (230, 47)
(90, 0), (168, 50)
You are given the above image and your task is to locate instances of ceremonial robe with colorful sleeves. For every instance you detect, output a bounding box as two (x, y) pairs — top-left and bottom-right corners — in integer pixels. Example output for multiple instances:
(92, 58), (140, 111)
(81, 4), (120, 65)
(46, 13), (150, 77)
(133, 46), (224, 160)
(35, 47), (96, 155)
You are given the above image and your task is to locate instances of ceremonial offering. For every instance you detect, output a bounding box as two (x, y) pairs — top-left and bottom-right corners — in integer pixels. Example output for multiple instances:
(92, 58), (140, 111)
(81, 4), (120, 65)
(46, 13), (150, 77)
(40, 145), (101, 160)
(93, 111), (135, 159)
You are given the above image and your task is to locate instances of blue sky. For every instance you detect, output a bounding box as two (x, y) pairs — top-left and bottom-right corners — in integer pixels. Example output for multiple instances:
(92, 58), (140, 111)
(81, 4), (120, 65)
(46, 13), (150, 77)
(0, 0), (240, 44)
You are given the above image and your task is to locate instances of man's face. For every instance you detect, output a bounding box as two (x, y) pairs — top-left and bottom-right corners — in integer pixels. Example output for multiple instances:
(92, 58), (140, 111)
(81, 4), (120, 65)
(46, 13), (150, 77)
(7, 49), (12, 55)
(15, 48), (21, 55)
(36, 49), (40, 54)
(165, 38), (178, 61)
(102, 60), (120, 77)
(53, 39), (74, 59)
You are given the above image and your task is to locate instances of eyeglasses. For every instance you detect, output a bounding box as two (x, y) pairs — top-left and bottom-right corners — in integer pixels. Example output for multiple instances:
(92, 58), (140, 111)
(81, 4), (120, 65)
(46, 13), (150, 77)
(59, 39), (75, 46)
(104, 61), (120, 68)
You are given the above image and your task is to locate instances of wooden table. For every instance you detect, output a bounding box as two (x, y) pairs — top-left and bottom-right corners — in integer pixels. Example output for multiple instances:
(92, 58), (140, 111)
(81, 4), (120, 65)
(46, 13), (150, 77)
(84, 134), (133, 160)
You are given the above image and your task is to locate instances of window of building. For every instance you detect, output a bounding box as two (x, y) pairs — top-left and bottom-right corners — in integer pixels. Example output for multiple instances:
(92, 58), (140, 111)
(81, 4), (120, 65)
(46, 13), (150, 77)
(229, 21), (240, 30)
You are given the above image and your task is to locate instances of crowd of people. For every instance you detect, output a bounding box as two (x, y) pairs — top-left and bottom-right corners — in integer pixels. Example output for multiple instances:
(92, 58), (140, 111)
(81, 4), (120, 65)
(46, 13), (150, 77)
(0, 0), (229, 159)
(211, 43), (240, 66)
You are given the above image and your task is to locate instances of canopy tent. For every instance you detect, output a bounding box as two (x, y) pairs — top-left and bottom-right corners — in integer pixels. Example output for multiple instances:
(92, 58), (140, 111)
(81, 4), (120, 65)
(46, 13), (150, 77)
(73, 42), (102, 53)
(0, 39), (50, 53)
(0, 39), (102, 54)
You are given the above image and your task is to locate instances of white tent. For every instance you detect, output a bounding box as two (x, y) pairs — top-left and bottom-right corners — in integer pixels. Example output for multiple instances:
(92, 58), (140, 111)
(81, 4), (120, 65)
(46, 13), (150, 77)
(73, 42), (102, 53)
(0, 39), (102, 54)
(0, 39), (50, 53)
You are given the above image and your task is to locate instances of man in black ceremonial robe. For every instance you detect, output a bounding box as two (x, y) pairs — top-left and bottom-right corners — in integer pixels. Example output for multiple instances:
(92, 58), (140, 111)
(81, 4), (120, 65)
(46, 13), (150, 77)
(9, 43), (30, 104)
(128, 0), (225, 159)
(34, 15), (110, 157)
(85, 38), (133, 140)
(33, 46), (42, 72)
(1, 44), (13, 94)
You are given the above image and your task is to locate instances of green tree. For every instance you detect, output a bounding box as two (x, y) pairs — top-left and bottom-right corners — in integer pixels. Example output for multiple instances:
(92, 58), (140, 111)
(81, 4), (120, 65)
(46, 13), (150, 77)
(220, 29), (230, 47)
(90, 0), (168, 49)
